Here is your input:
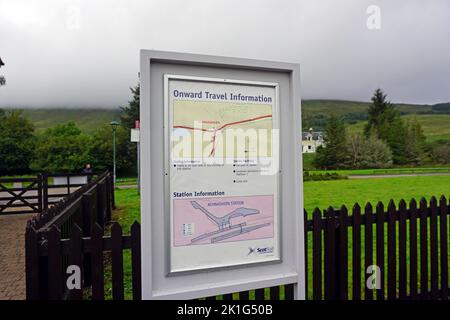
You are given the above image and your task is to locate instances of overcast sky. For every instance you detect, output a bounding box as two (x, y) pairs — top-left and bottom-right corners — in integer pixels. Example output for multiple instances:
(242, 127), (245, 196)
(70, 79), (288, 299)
(1, 0), (449, 108)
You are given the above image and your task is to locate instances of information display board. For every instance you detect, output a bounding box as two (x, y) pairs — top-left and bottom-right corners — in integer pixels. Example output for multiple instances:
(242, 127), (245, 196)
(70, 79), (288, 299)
(140, 50), (304, 300)
(166, 76), (280, 273)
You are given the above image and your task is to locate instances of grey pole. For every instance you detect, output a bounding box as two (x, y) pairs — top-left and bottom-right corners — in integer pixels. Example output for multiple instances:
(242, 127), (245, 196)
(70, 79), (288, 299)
(113, 128), (116, 183)
(137, 141), (140, 194)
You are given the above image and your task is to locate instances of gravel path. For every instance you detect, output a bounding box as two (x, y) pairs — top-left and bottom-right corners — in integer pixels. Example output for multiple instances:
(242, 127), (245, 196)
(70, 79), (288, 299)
(0, 213), (33, 300)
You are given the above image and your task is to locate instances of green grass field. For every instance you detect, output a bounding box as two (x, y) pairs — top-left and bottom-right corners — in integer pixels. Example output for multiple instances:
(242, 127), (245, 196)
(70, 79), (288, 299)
(110, 174), (450, 299)
(348, 114), (450, 142)
(307, 167), (450, 176)
(113, 175), (450, 223)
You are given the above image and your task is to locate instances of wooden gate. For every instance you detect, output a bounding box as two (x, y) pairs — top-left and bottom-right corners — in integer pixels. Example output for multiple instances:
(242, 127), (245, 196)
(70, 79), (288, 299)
(0, 176), (43, 215)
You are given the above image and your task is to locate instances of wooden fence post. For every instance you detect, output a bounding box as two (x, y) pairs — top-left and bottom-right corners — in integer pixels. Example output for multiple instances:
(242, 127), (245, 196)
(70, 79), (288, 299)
(409, 199), (418, 299)
(255, 288), (265, 300)
(439, 196), (448, 299)
(303, 209), (308, 300)
(47, 226), (63, 300)
(37, 174), (43, 213)
(66, 175), (70, 196)
(43, 172), (49, 210)
(68, 225), (83, 300)
(429, 197), (439, 299)
(25, 225), (40, 300)
(364, 203), (374, 301)
(131, 221), (142, 300)
(312, 208), (322, 300)
(419, 198), (429, 299)
(81, 192), (94, 236)
(111, 222), (124, 300)
(387, 200), (397, 300)
(398, 199), (407, 300)
(337, 206), (348, 300)
(375, 202), (385, 300)
(352, 203), (361, 300)
(91, 223), (104, 300)
(324, 207), (346, 300)
(324, 207), (337, 300)
(96, 181), (105, 227)
(81, 192), (94, 286)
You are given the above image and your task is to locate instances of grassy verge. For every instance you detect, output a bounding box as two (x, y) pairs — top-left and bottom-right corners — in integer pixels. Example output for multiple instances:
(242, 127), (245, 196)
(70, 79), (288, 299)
(115, 177), (138, 186)
(307, 166), (450, 176)
(103, 189), (140, 300)
(109, 175), (450, 299)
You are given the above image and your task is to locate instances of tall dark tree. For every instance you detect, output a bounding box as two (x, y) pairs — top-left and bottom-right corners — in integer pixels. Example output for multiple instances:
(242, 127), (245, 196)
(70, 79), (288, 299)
(363, 88), (415, 164)
(364, 88), (397, 137)
(403, 116), (427, 164)
(0, 111), (35, 175)
(120, 84), (140, 129)
(31, 122), (91, 172)
(314, 114), (348, 169)
(116, 83), (140, 175)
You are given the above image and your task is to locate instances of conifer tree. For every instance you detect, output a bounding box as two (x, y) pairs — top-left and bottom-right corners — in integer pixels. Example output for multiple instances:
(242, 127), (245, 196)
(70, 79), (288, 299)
(314, 114), (347, 169)
(120, 84), (140, 130)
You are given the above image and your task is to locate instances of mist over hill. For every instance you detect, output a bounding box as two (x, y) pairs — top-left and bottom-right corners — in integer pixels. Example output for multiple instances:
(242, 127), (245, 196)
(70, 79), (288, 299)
(3, 108), (121, 133)
(3, 100), (450, 140)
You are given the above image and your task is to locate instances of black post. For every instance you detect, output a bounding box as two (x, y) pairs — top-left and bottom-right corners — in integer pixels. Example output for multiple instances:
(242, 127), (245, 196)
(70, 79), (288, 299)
(105, 175), (112, 222)
(37, 174), (43, 214)
(43, 173), (49, 210)
(81, 192), (93, 286)
(25, 226), (39, 300)
(66, 175), (70, 196)
(96, 181), (105, 227)
(110, 172), (116, 210)
(334, 209), (342, 300)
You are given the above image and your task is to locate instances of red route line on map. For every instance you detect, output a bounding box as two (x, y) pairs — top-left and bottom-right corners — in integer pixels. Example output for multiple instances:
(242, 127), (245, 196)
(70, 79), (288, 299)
(173, 114), (272, 156)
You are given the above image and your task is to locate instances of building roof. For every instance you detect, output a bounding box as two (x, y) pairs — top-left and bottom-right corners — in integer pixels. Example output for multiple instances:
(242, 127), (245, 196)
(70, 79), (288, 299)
(302, 131), (323, 140)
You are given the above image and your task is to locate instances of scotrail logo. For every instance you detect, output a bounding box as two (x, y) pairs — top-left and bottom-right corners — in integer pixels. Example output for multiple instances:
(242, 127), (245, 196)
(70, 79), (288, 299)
(248, 246), (274, 256)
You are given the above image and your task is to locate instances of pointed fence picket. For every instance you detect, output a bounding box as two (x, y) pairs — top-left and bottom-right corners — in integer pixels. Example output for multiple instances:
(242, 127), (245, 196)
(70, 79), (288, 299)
(26, 195), (450, 300)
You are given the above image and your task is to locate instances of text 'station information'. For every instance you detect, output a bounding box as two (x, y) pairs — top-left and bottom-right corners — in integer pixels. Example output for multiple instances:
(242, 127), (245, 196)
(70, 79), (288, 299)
(166, 75), (281, 273)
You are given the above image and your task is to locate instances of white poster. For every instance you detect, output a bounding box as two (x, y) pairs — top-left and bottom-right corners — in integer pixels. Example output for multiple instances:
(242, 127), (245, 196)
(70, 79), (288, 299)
(165, 75), (280, 273)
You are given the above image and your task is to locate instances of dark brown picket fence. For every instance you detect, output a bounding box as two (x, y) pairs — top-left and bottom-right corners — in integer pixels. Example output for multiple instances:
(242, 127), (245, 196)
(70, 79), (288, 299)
(305, 196), (449, 300)
(26, 194), (450, 300)
(26, 222), (141, 300)
(26, 220), (293, 300)
(25, 171), (115, 299)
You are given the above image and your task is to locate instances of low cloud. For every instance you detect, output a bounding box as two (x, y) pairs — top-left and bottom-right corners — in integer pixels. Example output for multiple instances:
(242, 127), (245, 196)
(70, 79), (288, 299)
(0, 0), (449, 108)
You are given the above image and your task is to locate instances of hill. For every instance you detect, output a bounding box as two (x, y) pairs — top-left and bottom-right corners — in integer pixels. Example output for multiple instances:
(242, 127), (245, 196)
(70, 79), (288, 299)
(302, 99), (432, 117)
(4, 100), (450, 141)
(301, 100), (450, 139)
(4, 108), (121, 133)
(348, 114), (450, 143)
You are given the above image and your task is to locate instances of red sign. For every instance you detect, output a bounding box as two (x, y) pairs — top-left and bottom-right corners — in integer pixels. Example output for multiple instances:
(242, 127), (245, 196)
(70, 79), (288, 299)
(135, 120), (140, 129)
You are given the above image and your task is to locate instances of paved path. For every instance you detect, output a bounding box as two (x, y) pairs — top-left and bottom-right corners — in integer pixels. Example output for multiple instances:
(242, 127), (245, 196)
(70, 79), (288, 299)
(116, 184), (138, 189)
(348, 172), (450, 179)
(0, 213), (33, 300)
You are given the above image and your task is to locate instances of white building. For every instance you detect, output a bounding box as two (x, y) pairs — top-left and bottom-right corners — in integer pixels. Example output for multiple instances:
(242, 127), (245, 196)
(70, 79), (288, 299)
(302, 128), (324, 153)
